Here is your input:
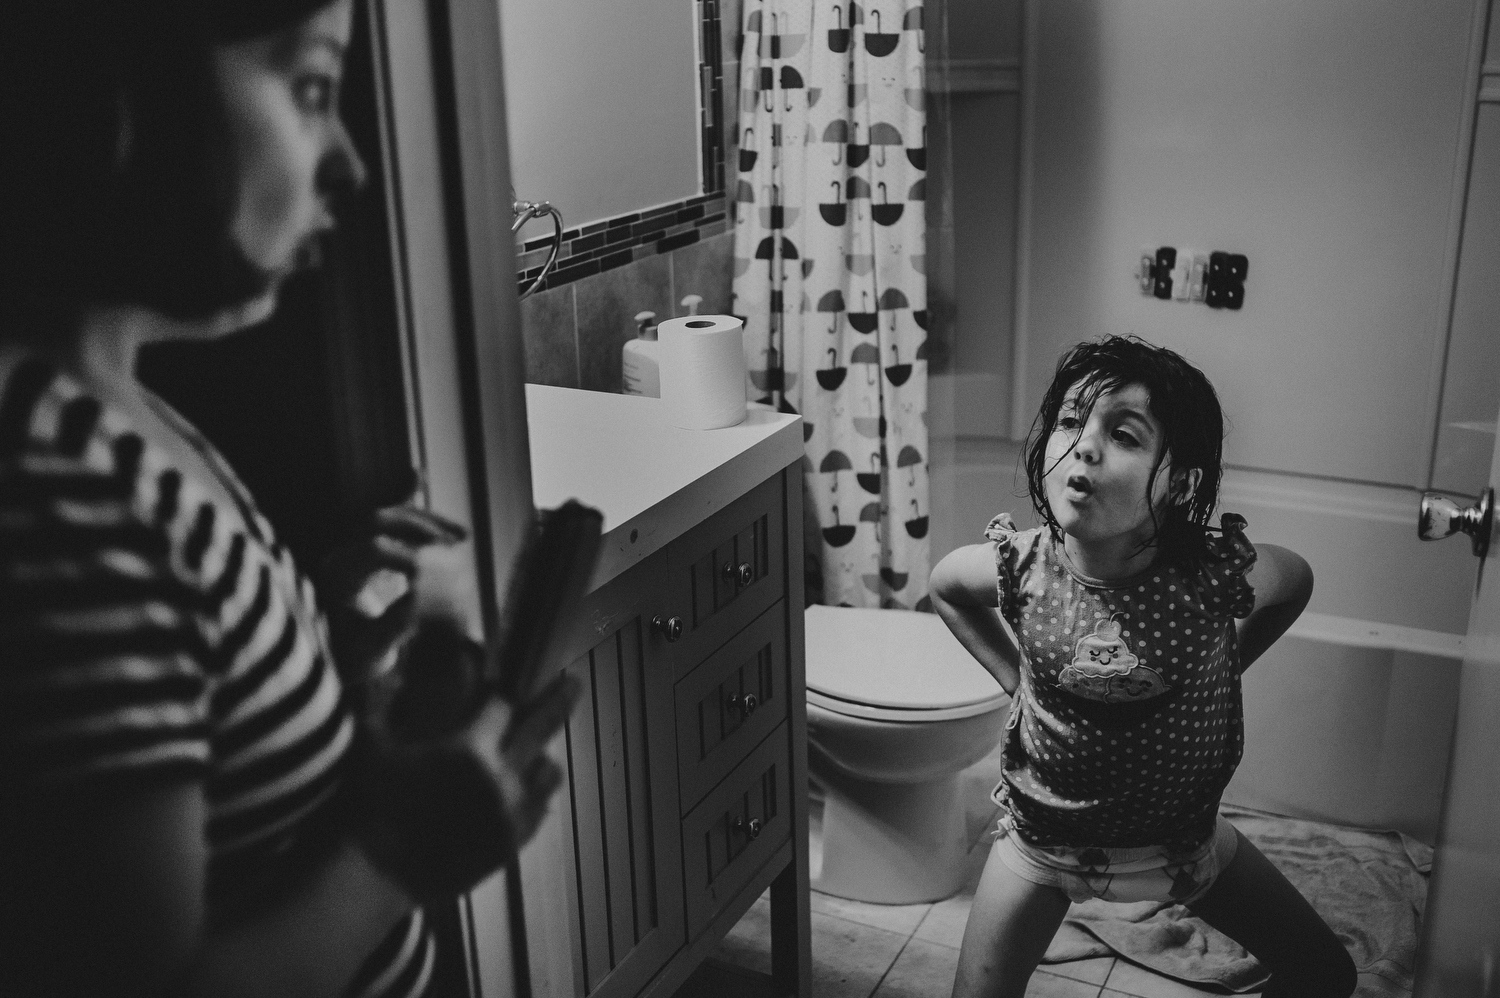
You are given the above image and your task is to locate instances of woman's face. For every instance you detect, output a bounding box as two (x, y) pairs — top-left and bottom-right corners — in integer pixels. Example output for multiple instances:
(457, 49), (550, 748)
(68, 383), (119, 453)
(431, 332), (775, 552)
(210, 0), (366, 331)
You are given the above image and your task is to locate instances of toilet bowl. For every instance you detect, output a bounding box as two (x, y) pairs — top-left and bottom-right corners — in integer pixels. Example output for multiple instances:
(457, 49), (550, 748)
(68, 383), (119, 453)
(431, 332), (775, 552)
(804, 605), (1010, 904)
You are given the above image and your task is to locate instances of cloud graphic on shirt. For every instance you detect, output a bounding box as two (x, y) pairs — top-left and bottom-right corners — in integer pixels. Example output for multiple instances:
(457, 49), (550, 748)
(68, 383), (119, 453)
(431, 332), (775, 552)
(1058, 618), (1169, 703)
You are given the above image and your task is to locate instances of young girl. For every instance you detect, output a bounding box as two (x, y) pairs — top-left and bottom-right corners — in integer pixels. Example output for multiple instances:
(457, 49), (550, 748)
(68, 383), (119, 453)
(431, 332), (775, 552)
(929, 337), (1356, 998)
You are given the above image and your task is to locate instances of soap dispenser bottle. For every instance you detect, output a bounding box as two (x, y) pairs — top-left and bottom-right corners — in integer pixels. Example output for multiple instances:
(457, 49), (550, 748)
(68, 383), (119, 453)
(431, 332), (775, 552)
(622, 310), (660, 397)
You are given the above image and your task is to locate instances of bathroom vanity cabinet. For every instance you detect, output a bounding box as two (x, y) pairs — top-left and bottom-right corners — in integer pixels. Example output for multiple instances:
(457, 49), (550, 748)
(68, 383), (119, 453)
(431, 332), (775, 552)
(509, 386), (812, 998)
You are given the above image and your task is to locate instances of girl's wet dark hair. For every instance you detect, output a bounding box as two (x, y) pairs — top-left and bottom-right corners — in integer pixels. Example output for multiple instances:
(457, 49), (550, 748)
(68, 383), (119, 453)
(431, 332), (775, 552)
(0, 0), (342, 331)
(1023, 335), (1227, 564)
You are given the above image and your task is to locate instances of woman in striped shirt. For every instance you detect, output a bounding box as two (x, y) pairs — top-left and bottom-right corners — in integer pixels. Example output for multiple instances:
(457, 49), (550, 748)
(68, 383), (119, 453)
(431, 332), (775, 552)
(0, 2), (577, 996)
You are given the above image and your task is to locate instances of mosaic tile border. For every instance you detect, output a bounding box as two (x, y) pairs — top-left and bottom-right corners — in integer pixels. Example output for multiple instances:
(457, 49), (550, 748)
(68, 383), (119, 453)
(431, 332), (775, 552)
(515, 192), (729, 293)
(697, 0), (728, 195)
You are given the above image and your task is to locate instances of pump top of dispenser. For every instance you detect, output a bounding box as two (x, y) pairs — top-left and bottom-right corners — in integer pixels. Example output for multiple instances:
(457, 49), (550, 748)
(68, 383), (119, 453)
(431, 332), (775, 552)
(680, 294), (703, 317)
(634, 310), (658, 341)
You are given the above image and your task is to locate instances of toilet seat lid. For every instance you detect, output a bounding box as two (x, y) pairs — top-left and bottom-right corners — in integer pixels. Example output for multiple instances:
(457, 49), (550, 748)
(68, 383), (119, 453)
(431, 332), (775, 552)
(804, 605), (1007, 715)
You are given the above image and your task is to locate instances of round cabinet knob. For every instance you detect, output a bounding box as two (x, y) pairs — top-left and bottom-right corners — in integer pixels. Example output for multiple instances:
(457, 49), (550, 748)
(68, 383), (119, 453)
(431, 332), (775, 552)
(651, 614), (684, 642)
(723, 561), (754, 587)
(1419, 488), (1493, 559)
(726, 692), (759, 717)
(734, 816), (763, 839)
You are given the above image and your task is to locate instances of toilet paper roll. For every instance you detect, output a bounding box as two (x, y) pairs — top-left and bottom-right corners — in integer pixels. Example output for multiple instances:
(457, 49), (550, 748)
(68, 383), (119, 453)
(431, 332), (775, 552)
(658, 314), (748, 430)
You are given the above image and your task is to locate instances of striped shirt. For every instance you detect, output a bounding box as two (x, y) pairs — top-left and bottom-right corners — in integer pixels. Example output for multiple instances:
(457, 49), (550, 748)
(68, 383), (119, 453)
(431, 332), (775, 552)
(0, 353), (434, 998)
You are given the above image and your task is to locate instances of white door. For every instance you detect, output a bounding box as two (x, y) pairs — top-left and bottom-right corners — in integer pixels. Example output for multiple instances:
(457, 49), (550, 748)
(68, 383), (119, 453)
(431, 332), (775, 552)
(1415, 416), (1500, 996)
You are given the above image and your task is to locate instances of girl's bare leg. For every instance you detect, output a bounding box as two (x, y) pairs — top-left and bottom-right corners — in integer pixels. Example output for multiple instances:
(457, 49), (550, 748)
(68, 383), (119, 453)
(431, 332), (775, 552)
(1185, 829), (1357, 998)
(950, 842), (1072, 998)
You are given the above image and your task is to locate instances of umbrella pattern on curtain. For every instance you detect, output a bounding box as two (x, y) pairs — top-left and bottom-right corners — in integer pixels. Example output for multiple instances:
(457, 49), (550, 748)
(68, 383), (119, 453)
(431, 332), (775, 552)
(732, 0), (929, 610)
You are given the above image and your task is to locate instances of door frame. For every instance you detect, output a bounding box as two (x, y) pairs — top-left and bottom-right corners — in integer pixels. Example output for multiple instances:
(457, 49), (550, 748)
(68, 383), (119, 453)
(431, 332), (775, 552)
(366, 0), (534, 993)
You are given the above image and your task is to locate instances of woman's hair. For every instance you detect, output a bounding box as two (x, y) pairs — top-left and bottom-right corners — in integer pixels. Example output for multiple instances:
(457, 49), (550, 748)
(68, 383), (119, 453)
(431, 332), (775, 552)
(1023, 335), (1227, 563)
(0, 0), (341, 330)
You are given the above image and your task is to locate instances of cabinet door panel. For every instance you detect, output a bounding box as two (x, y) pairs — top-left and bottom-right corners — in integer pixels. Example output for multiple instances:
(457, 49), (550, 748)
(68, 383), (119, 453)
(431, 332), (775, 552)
(553, 559), (684, 998)
(665, 474), (786, 678)
(564, 647), (613, 991)
(589, 635), (642, 978)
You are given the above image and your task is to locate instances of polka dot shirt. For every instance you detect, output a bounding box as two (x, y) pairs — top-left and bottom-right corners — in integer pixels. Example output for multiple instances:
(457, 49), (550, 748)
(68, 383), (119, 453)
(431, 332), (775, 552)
(984, 513), (1257, 855)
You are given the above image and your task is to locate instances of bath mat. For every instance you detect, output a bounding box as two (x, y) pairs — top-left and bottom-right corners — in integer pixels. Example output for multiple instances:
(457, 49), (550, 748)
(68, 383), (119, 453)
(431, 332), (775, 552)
(1040, 804), (1431, 997)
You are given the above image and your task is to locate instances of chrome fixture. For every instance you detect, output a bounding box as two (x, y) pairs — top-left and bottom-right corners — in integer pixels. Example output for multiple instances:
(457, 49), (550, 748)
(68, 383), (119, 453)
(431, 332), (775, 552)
(1419, 488), (1494, 559)
(512, 196), (564, 301)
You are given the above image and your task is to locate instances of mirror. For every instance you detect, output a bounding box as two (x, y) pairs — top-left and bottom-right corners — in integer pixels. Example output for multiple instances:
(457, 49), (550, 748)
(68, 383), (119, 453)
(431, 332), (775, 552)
(498, 0), (738, 395)
(498, 0), (705, 228)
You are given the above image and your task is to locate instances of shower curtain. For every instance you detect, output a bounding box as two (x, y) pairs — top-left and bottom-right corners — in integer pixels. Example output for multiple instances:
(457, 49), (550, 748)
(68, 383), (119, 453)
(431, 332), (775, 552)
(732, 0), (930, 610)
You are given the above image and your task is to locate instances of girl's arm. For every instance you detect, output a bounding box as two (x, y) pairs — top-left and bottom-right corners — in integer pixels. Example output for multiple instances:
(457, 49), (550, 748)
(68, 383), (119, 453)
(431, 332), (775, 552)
(929, 542), (1024, 695)
(1234, 542), (1314, 673)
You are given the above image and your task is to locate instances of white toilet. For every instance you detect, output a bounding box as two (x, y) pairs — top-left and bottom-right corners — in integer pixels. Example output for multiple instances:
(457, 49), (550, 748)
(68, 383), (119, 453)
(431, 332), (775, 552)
(804, 605), (1011, 905)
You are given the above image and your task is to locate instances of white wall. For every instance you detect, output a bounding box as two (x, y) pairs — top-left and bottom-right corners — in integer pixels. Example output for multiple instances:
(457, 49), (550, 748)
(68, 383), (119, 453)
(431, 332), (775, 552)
(497, 0), (702, 227)
(1433, 101), (1500, 497)
(945, 0), (1022, 434)
(1017, 0), (1481, 489)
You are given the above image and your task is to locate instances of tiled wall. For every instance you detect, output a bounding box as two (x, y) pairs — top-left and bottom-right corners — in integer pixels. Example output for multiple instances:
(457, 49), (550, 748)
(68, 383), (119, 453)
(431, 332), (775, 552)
(519, 227), (736, 393)
(515, 194), (728, 293)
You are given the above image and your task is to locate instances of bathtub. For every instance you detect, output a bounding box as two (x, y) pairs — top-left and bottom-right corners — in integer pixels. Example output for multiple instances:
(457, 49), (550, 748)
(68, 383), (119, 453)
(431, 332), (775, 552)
(927, 409), (1468, 844)
(1227, 613), (1463, 844)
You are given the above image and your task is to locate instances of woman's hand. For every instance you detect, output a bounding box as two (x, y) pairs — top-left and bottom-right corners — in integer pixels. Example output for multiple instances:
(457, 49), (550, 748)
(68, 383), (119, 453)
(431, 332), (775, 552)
(319, 500), (469, 686)
(348, 620), (582, 904)
(472, 671), (583, 855)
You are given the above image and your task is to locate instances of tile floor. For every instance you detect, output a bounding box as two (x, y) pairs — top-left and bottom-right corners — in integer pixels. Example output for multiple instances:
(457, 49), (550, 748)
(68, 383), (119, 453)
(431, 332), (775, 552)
(705, 748), (1258, 997)
(711, 875), (1258, 998)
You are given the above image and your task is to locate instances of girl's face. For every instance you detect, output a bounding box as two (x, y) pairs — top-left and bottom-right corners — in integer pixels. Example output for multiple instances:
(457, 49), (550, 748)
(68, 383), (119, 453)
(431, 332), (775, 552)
(1042, 381), (1195, 551)
(209, 0), (365, 331)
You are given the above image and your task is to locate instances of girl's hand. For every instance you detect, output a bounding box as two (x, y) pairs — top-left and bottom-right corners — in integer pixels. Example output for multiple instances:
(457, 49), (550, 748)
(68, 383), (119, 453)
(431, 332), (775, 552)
(319, 501), (468, 685)
(929, 542), (1024, 696)
(1234, 543), (1313, 672)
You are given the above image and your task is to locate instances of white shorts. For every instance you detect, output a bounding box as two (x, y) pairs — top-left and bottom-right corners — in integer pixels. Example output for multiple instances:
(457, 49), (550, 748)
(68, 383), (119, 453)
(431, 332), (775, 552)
(992, 812), (1240, 905)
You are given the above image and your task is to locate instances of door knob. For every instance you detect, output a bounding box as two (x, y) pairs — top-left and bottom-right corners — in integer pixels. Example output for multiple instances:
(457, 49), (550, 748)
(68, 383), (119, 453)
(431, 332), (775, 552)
(723, 561), (754, 586)
(726, 692), (759, 717)
(1418, 488), (1493, 559)
(651, 614), (684, 642)
(734, 816), (763, 839)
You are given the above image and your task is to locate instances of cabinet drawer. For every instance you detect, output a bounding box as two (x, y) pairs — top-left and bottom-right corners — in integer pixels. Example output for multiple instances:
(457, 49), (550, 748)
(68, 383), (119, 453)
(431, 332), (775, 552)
(681, 721), (791, 941)
(675, 600), (787, 813)
(664, 473), (786, 679)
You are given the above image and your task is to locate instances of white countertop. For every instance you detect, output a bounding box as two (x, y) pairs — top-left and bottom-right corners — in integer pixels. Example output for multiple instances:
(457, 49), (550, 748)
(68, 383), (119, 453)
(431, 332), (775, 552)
(526, 385), (804, 587)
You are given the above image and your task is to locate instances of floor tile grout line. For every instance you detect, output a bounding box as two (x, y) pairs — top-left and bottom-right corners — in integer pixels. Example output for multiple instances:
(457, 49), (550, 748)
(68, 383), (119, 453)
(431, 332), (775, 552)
(909, 901), (938, 941)
(863, 928), (919, 998)
(813, 908), (929, 940)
